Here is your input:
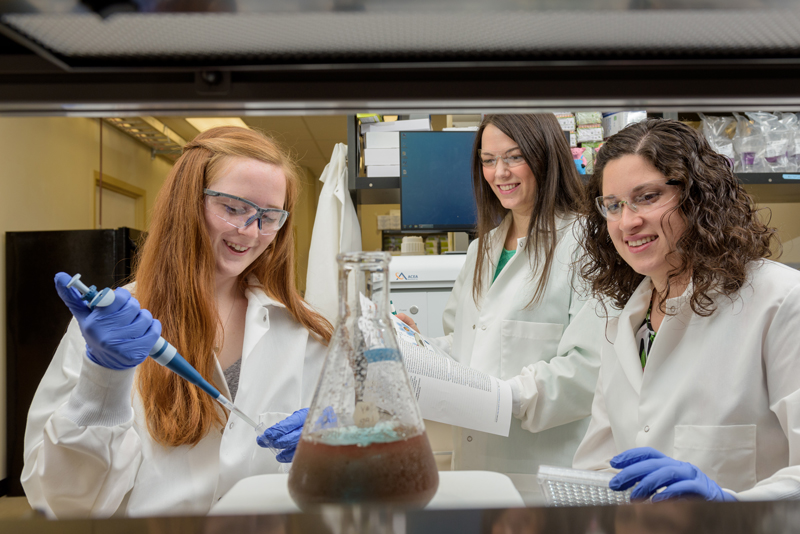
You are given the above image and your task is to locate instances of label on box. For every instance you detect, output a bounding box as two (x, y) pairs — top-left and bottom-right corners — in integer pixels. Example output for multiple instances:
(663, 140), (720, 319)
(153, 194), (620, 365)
(577, 126), (603, 143)
(558, 117), (576, 131)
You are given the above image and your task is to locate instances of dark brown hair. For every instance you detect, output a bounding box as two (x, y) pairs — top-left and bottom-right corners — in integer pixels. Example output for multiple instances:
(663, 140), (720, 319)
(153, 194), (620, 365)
(580, 118), (779, 316)
(134, 126), (332, 447)
(471, 114), (586, 305)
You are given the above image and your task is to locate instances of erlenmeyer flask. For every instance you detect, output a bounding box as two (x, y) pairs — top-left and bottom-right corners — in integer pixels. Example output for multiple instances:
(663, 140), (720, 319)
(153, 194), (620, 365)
(288, 251), (439, 507)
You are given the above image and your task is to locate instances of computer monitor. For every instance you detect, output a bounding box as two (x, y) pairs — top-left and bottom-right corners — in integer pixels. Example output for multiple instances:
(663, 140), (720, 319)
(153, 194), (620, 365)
(400, 131), (478, 231)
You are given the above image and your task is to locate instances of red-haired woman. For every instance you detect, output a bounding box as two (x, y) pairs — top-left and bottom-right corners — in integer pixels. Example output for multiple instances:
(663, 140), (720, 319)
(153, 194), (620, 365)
(575, 118), (800, 501)
(22, 127), (332, 517)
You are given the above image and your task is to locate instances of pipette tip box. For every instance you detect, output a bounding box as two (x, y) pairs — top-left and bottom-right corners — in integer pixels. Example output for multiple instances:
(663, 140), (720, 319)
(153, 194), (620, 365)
(537, 465), (632, 507)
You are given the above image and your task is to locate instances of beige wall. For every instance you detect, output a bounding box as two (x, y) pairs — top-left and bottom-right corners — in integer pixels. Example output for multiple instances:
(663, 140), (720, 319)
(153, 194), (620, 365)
(358, 203), (401, 252)
(0, 117), (173, 481)
(293, 166), (321, 295)
(757, 202), (800, 264)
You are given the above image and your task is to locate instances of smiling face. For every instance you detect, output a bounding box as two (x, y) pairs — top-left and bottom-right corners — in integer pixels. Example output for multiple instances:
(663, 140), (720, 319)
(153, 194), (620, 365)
(204, 156), (287, 286)
(480, 124), (536, 217)
(602, 154), (687, 290)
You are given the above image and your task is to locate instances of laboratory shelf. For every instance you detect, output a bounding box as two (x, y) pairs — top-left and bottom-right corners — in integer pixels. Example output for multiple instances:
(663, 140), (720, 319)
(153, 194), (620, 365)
(736, 172), (800, 185)
(355, 177), (400, 189)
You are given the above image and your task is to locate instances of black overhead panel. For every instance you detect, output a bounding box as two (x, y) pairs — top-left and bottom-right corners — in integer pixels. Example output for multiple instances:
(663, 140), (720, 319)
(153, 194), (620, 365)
(1, 0), (800, 114)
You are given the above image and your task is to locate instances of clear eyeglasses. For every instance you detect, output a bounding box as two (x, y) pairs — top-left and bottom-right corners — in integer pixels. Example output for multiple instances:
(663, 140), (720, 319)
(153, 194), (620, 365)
(204, 189), (289, 236)
(595, 179), (681, 221)
(478, 148), (527, 168)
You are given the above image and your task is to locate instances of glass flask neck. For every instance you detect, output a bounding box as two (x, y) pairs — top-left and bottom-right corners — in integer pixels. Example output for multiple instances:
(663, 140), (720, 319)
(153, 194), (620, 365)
(337, 251), (391, 323)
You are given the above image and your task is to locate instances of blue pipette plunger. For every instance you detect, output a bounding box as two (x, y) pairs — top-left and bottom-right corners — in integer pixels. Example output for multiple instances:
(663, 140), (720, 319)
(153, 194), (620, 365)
(66, 274), (270, 442)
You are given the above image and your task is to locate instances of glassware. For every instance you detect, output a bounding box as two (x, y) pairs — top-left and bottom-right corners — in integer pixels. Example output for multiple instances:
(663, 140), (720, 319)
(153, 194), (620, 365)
(288, 251), (439, 508)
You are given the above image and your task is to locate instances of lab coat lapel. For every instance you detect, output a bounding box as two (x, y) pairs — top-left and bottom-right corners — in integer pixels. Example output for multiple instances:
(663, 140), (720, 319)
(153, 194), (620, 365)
(241, 285), (286, 364)
(643, 283), (695, 376)
(483, 216), (514, 293)
(613, 278), (653, 394)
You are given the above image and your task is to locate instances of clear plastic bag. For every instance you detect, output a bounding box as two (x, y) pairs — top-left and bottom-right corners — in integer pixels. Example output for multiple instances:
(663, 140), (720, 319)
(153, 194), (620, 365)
(732, 113), (767, 173)
(698, 113), (735, 167)
(746, 112), (790, 172)
(777, 112), (800, 172)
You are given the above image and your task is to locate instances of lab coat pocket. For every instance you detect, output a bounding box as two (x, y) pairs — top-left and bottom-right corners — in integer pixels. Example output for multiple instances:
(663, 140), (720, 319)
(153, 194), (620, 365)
(673, 424), (756, 492)
(500, 320), (563, 380)
(250, 412), (292, 473)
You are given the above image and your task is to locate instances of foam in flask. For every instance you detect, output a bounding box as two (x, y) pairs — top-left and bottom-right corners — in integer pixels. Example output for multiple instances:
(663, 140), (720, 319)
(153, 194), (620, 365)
(288, 251), (439, 507)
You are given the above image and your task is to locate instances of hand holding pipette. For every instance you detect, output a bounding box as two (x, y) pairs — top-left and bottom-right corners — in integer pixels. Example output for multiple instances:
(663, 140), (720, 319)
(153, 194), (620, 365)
(54, 272), (277, 453)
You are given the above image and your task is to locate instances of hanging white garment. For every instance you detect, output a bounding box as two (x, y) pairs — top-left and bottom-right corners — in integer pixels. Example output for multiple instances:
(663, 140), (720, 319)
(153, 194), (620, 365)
(305, 143), (362, 322)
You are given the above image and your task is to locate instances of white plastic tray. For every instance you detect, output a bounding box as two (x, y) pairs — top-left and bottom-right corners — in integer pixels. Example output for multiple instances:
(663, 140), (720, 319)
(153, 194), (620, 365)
(537, 465), (631, 507)
(211, 471), (524, 515)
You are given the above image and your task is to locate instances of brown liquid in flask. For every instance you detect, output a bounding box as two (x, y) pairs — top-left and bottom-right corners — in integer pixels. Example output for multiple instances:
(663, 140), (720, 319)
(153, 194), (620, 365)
(288, 252), (439, 508)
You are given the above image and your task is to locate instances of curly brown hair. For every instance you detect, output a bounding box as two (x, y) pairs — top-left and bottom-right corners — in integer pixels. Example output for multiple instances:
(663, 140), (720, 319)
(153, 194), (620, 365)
(580, 118), (779, 316)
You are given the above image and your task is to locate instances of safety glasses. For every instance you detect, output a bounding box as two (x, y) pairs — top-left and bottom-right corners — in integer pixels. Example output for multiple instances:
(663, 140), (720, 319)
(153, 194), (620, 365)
(478, 148), (528, 168)
(595, 179), (681, 222)
(204, 189), (289, 235)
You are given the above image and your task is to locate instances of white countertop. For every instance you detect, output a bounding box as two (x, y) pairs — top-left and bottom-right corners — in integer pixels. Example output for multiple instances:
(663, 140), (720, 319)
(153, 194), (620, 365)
(210, 471), (525, 516)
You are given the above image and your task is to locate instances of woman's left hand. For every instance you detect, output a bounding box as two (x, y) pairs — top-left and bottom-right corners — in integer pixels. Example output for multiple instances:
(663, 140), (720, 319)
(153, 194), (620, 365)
(610, 447), (737, 502)
(396, 313), (420, 333)
(257, 408), (307, 463)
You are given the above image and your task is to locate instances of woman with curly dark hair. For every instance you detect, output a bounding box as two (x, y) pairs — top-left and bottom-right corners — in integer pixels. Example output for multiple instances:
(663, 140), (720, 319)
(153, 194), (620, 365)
(572, 118), (800, 502)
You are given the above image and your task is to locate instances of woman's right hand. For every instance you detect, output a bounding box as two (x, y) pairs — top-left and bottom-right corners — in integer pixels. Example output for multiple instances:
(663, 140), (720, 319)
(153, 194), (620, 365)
(396, 312), (420, 333)
(54, 273), (162, 370)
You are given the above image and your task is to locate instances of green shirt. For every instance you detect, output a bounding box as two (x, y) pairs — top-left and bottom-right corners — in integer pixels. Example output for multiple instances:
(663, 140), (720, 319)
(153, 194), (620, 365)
(492, 248), (516, 283)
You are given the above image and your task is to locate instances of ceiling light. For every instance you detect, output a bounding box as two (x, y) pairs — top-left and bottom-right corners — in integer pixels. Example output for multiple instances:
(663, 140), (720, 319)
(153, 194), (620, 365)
(186, 117), (249, 132)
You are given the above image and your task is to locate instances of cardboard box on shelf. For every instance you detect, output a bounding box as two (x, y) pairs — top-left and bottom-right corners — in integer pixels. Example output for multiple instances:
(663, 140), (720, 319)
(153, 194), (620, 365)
(602, 111), (647, 138)
(366, 165), (400, 177)
(577, 124), (603, 143)
(360, 118), (431, 133)
(365, 131), (400, 149)
(365, 148), (400, 166)
(575, 111), (603, 126)
(554, 112), (576, 132)
(357, 113), (383, 123)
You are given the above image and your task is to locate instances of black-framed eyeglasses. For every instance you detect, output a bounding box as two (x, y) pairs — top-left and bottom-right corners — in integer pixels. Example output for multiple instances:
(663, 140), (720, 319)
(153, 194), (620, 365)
(595, 179), (681, 222)
(204, 189), (289, 235)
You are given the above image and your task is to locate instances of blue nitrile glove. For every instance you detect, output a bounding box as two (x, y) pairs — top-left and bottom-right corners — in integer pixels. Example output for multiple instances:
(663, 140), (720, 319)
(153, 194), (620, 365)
(257, 408), (308, 463)
(610, 447), (737, 503)
(55, 272), (162, 370)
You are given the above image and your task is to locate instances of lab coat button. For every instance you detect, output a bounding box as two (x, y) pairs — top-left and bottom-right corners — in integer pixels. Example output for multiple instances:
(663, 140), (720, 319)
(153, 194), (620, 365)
(644, 425), (650, 432)
(262, 314), (267, 323)
(230, 422), (235, 429)
(467, 436), (473, 442)
(481, 325), (487, 330)
(472, 324), (476, 330)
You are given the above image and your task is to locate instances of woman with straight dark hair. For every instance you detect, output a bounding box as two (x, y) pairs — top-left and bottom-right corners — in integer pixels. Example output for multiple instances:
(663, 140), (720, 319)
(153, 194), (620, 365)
(399, 114), (604, 493)
(574, 118), (800, 501)
(23, 126), (332, 517)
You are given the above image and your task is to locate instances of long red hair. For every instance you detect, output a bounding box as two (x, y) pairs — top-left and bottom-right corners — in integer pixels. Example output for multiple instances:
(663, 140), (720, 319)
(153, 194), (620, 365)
(133, 126), (332, 447)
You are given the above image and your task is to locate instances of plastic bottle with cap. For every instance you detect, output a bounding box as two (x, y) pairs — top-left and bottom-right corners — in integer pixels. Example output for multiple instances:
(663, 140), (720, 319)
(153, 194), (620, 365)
(400, 236), (425, 256)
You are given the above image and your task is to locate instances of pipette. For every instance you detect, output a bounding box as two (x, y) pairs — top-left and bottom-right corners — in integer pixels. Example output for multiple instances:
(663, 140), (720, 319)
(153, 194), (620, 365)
(65, 273), (272, 445)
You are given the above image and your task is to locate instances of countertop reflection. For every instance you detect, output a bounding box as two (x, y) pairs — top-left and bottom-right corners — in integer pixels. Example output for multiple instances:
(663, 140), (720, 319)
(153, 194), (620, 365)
(3, 500), (800, 534)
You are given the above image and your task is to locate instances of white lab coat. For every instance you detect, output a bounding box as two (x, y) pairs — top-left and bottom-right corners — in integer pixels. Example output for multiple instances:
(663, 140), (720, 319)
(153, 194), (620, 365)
(573, 260), (800, 501)
(22, 284), (326, 518)
(435, 215), (603, 476)
(305, 143), (362, 323)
